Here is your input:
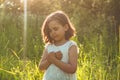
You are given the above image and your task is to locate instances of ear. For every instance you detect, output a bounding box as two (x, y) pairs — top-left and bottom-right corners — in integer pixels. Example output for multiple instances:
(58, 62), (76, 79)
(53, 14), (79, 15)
(64, 24), (69, 31)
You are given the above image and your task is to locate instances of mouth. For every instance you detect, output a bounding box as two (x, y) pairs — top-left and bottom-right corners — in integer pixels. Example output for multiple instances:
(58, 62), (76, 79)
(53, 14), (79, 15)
(52, 35), (58, 39)
(53, 36), (57, 38)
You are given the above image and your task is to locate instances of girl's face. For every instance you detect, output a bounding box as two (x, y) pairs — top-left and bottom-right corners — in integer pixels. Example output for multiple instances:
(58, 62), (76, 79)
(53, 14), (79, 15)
(48, 20), (68, 43)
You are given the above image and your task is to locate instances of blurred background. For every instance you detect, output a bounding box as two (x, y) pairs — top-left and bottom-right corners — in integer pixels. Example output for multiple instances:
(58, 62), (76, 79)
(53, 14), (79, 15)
(0, 0), (119, 80)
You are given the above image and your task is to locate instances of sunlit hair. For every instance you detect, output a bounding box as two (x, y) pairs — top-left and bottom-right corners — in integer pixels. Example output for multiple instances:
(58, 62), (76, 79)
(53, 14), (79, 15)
(41, 10), (76, 43)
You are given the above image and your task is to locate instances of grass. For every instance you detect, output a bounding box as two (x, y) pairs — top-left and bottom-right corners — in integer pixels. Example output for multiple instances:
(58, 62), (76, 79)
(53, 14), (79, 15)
(0, 13), (119, 80)
(0, 43), (119, 80)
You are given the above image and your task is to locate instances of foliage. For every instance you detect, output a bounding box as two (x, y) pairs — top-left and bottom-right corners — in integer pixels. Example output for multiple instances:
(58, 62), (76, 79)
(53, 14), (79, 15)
(0, 0), (119, 80)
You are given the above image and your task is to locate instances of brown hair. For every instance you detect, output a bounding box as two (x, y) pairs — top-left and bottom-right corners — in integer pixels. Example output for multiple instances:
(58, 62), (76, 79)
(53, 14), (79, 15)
(41, 10), (76, 43)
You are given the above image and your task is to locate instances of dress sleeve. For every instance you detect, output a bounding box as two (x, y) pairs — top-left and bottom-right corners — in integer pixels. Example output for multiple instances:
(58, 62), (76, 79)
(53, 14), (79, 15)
(44, 43), (54, 53)
(44, 43), (48, 48)
(44, 43), (50, 52)
(69, 41), (79, 54)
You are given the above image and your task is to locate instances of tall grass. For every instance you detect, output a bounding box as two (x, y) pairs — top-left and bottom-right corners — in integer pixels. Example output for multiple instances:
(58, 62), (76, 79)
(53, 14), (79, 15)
(0, 13), (119, 80)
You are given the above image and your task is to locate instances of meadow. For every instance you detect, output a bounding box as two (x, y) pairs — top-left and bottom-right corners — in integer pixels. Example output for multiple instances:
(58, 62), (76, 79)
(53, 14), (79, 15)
(0, 12), (119, 80)
(0, 0), (120, 79)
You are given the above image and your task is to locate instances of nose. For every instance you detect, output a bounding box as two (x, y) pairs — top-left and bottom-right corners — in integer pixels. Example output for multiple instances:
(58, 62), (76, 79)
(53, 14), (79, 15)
(51, 30), (55, 35)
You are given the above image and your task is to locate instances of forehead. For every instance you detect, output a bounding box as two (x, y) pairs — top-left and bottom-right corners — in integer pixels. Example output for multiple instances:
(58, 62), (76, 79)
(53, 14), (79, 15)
(48, 20), (62, 29)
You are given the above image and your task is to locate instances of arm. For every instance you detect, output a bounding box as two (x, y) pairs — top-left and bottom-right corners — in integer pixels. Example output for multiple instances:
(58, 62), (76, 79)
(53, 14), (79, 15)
(47, 45), (78, 74)
(39, 49), (51, 71)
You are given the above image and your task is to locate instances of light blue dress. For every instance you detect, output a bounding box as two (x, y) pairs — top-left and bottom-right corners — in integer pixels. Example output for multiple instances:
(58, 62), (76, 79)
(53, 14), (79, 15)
(43, 40), (79, 80)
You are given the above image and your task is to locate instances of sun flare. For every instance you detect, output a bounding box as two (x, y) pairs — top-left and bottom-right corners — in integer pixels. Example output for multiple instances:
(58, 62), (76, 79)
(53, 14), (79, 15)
(20, 0), (33, 3)
(23, 0), (27, 59)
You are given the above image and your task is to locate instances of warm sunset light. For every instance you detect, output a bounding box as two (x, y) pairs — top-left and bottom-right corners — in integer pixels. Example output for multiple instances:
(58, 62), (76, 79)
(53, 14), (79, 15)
(23, 0), (27, 59)
(20, 0), (33, 3)
(0, 0), (119, 80)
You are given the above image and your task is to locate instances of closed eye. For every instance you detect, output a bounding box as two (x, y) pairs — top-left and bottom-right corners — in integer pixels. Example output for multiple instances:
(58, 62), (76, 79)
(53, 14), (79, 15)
(53, 27), (58, 31)
(48, 26), (59, 33)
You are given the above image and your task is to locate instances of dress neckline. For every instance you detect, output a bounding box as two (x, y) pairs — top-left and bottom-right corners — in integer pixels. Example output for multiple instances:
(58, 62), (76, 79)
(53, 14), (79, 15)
(53, 40), (70, 47)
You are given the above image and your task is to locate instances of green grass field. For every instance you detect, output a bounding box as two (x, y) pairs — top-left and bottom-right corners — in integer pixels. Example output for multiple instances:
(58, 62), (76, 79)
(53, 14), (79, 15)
(0, 13), (119, 80)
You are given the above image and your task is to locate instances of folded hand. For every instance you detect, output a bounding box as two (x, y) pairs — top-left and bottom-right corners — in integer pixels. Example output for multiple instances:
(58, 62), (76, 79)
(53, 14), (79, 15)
(55, 51), (62, 60)
(46, 52), (56, 64)
(46, 51), (63, 64)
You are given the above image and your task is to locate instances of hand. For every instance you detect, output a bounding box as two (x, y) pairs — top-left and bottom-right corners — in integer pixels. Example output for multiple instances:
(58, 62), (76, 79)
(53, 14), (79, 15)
(55, 51), (62, 60)
(46, 52), (56, 64)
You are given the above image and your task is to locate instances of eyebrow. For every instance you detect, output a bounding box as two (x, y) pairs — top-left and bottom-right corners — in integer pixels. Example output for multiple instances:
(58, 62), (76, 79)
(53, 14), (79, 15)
(49, 26), (58, 29)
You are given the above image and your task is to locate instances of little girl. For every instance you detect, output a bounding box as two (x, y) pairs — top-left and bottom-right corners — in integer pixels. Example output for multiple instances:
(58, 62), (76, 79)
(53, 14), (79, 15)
(39, 10), (79, 80)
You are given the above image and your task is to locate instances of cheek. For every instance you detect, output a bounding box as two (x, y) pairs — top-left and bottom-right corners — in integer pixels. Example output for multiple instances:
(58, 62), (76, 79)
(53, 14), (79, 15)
(49, 33), (53, 37)
(59, 30), (66, 36)
(57, 29), (64, 34)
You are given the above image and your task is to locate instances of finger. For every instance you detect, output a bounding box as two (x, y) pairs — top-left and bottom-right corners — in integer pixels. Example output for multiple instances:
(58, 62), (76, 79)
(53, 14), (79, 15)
(56, 51), (61, 54)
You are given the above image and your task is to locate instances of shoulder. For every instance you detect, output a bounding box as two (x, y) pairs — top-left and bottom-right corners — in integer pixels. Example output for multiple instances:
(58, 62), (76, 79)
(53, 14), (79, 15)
(44, 43), (55, 53)
(44, 43), (53, 48)
(68, 40), (79, 54)
(68, 40), (77, 47)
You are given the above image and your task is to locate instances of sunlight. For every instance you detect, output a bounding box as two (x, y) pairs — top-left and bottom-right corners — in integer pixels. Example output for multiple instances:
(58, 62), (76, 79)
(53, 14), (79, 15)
(20, 0), (23, 3)
(0, 3), (4, 8)
(20, 0), (33, 3)
(0, 3), (5, 21)
(23, 0), (27, 59)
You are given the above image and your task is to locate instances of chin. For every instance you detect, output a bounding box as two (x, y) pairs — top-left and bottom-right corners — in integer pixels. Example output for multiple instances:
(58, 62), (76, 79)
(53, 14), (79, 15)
(54, 39), (60, 42)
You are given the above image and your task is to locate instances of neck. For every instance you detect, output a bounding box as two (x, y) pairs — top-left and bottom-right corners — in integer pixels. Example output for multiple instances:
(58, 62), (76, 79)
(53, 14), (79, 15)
(54, 39), (68, 46)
